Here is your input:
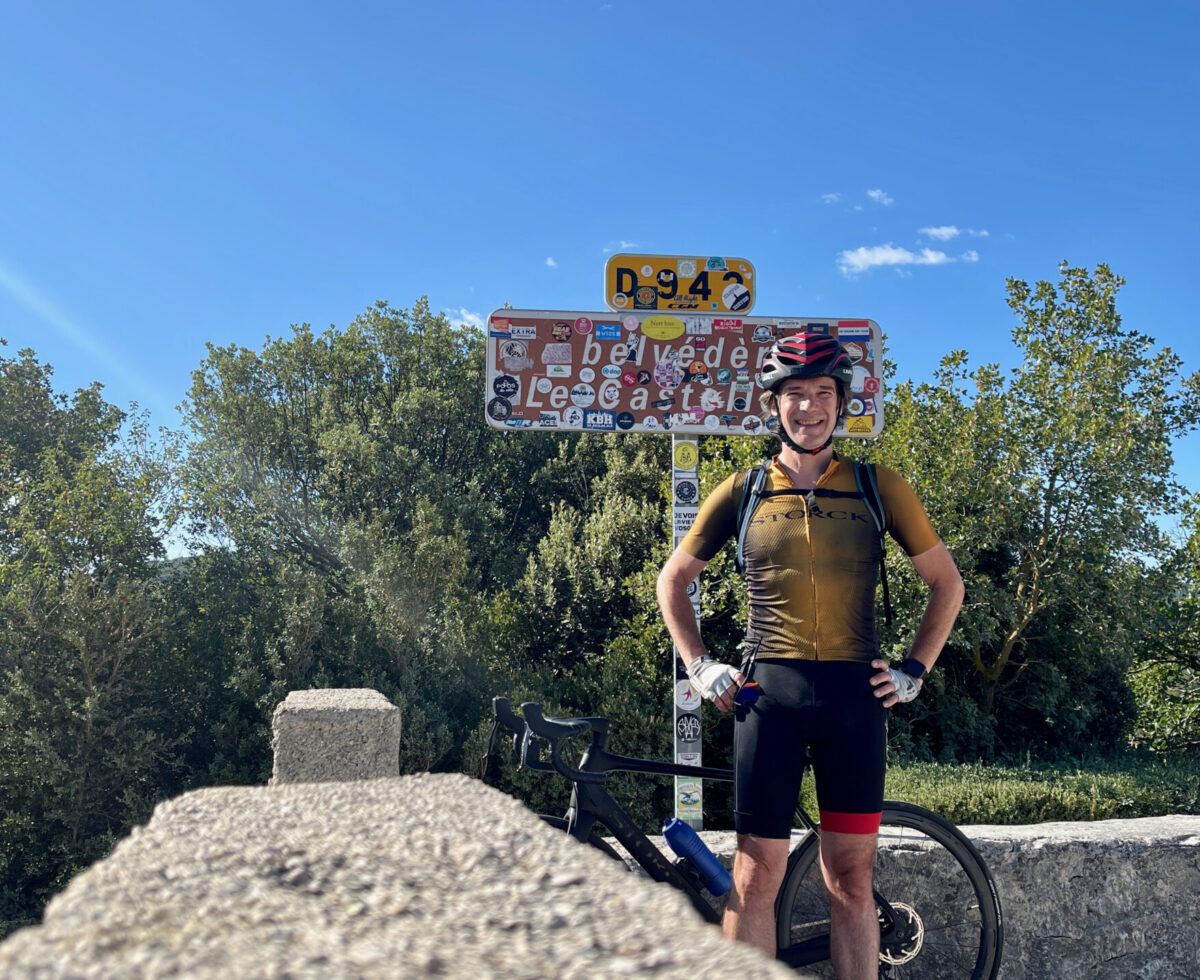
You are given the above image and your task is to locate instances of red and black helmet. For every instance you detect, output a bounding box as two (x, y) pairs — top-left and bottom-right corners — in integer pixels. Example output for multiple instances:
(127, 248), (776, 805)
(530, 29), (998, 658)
(759, 332), (854, 392)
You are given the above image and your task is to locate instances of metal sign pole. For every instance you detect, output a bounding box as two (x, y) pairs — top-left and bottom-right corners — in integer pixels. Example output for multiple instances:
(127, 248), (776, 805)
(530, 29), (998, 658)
(670, 434), (703, 828)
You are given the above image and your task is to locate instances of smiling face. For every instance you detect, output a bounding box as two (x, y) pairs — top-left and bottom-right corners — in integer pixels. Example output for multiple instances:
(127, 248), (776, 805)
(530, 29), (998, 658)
(776, 376), (841, 449)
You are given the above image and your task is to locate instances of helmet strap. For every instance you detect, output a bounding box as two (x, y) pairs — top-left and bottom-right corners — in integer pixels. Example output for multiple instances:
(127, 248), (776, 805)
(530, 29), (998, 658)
(779, 426), (833, 456)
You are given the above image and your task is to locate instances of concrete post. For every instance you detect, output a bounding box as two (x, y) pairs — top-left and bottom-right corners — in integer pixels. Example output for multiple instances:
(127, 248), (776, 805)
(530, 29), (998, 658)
(270, 688), (401, 785)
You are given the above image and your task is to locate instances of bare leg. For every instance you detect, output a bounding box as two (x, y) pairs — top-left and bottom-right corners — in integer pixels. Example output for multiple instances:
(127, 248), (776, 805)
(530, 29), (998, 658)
(722, 833), (790, 957)
(819, 829), (879, 979)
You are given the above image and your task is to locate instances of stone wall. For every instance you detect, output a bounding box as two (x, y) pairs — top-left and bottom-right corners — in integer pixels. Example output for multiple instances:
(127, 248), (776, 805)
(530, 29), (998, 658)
(0, 776), (794, 979)
(692, 816), (1200, 978)
(968, 816), (1200, 977)
(3, 689), (1196, 978)
(3, 774), (1196, 978)
(270, 688), (401, 784)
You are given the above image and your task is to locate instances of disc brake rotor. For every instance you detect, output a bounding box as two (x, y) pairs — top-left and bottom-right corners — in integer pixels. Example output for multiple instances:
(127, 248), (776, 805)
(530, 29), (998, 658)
(879, 901), (924, 966)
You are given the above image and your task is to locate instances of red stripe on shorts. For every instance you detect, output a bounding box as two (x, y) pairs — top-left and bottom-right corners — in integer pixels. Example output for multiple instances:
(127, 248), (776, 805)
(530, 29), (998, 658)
(819, 810), (882, 834)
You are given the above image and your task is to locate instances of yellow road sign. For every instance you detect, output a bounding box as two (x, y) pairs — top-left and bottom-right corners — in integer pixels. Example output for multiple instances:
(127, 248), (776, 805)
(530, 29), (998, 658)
(605, 254), (756, 314)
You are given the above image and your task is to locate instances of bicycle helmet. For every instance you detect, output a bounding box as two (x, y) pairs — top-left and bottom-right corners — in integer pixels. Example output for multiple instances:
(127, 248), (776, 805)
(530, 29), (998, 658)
(759, 332), (854, 392)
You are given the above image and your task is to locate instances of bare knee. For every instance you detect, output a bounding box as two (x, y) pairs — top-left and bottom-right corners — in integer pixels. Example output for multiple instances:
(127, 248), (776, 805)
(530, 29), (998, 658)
(819, 831), (877, 906)
(824, 861), (873, 906)
(729, 834), (789, 909)
(723, 834), (790, 954)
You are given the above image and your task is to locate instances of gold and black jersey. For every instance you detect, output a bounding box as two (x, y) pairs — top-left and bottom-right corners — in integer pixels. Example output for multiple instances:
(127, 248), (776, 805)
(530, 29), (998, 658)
(680, 455), (941, 663)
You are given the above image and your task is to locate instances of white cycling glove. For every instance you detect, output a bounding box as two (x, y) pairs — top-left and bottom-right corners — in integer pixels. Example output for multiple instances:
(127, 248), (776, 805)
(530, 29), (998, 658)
(887, 667), (923, 704)
(686, 655), (739, 702)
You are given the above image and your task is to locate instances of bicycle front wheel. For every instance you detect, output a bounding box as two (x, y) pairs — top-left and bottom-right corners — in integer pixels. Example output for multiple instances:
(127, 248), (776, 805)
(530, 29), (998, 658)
(775, 802), (1002, 979)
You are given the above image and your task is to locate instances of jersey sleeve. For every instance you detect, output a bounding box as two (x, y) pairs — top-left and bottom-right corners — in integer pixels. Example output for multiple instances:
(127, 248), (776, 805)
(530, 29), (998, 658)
(875, 465), (942, 557)
(678, 471), (742, 562)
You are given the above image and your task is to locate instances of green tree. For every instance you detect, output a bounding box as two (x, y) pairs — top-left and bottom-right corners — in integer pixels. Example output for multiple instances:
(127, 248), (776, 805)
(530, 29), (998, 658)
(0, 343), (180, 936)
(1129, 499), (1200, 755)
(177, 299), (571, 774)
(870, 263), (1200, 758)
(482, 434), (681, 824)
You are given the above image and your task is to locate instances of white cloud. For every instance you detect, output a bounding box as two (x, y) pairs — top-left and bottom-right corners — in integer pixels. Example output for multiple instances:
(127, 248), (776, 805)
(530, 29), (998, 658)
(545, 256), (557, 268)
(866, 188), (894, 206)
(821, 192), (841, 204)
(602, 240), (639, 254)
(968, 228), (990, 238)
(445, 307), (484, 330)
(837, 244), (953, 276)
(960, 249), (980, 263)
(919, 225), (961, 241)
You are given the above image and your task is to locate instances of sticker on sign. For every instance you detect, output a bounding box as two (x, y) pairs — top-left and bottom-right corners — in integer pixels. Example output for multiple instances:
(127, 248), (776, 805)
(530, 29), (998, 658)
(605, 254), (757, 314)
(483, 310), (884, 438)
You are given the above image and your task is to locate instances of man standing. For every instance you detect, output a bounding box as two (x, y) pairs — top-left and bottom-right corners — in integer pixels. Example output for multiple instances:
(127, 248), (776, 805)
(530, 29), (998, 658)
(656, 333), (963, 978)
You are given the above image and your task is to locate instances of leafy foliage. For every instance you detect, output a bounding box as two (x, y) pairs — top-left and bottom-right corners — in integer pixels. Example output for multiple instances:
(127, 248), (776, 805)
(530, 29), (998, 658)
(176, 299), (537, 776)
(864, 264), (1200, 760)
(885, 754), (1200, 824)
(0, 344), (181, 935)
(1128, 500), (1200, 753)
(4, 264), (1200, 935)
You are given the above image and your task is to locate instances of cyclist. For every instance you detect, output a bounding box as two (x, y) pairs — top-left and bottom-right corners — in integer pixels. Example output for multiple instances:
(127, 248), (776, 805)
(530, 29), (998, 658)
(656, 332), (964, 978)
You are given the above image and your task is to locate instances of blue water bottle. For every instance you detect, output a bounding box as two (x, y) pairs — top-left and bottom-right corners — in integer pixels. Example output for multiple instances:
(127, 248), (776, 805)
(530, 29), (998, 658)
(662, 818), (732, 896)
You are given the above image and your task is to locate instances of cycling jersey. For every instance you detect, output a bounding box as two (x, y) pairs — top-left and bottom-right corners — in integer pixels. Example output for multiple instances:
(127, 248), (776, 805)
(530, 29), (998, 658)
(680, 455), (939, 664)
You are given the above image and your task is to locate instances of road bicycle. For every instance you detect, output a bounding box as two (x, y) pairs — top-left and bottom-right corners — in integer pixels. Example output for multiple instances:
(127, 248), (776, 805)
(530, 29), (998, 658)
(485, 696), (1003, 979)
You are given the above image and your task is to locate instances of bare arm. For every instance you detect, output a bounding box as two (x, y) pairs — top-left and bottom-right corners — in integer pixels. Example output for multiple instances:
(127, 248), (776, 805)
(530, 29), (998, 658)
(871, 542), (965, 707)
(657, 546), (743, 711)
(904, 541), (965, 672)
(656, 546), (710, 669)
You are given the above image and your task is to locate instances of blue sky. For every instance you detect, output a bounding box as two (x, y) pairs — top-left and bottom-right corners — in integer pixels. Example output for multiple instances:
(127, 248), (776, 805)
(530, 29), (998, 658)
(3, 1), (1198, 497)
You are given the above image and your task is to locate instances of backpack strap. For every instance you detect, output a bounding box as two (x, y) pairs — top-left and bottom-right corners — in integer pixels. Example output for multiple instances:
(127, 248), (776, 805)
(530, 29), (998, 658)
(853, 461), (893, 627)
(734, 461), (770, 575)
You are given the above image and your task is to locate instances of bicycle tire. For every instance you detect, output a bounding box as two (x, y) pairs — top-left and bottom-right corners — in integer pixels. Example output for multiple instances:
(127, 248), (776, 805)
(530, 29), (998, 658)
(539, 815), (624, 863)
(775, 802), (1002, 979)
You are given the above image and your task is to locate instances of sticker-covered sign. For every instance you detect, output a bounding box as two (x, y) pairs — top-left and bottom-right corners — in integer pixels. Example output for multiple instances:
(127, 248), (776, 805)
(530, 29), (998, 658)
(605, 255), (756, 314)
(485, 310), (884, 438)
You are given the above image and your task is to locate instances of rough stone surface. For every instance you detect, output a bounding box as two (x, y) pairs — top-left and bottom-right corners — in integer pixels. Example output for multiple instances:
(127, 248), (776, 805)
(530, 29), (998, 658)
(963, 817), (1200, 979)
(687, 817), (1200, 979)
(4, 756), (1198, 978)
(0, 775), (796, 979)
(270, 688), (401, 784)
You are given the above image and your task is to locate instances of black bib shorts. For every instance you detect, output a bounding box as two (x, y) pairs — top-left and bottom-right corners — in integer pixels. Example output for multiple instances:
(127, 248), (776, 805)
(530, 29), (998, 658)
(733, 658), (886, 838)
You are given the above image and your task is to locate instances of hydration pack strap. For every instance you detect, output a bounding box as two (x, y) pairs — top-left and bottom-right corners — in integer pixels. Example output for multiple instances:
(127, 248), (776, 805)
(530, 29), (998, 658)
(853, 461), (893, 627)
(734, 462), (769, 575)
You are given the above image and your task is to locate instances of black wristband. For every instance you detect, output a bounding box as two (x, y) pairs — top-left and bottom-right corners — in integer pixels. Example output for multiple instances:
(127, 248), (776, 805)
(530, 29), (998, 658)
(901, 658), (926, 679)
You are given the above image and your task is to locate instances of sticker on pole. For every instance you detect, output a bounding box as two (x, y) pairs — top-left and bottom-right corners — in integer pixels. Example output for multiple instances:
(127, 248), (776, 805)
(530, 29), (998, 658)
(676, 779), (703, 812)
(672, 440), (699, 472)
(674, 506), (699, 538)
(675, 679), (702, 712)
